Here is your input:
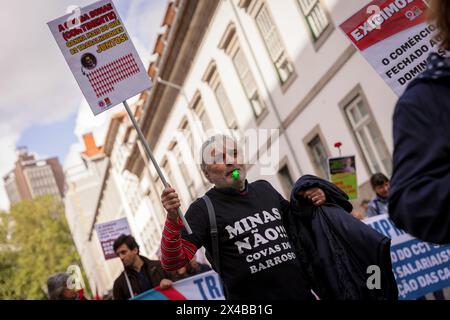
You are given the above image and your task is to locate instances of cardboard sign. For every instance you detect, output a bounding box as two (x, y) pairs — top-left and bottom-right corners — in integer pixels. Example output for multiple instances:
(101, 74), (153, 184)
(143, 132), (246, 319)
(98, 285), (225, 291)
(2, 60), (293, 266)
(328, 156), (358, 200)
(95, 217), (131, 260)
(340, 0), (443, 96)
(364, 214), (450, 300)
(48, 0), (152, 115)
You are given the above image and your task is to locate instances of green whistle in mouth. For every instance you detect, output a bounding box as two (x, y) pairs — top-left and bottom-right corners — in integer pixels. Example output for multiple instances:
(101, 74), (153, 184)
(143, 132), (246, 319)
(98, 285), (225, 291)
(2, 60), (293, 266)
(231, 169), (240, 180)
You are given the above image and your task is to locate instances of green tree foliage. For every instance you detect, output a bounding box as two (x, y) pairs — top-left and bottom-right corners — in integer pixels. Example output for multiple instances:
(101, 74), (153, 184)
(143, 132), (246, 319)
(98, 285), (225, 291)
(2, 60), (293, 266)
(0, 212), (17, 298)
(0, 195), (85, 299)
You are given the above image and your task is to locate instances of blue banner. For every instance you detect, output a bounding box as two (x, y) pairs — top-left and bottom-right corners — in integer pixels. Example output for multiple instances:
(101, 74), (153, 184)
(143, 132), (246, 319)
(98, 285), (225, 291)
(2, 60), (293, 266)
(364, 214), (450, 299)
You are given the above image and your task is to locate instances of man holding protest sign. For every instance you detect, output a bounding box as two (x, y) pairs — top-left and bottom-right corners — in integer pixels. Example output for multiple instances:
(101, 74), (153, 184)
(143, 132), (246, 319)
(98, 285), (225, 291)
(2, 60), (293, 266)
(160, 135), (325, 300)
(159, 135), (398, 300)
(112, 235), (175, 300)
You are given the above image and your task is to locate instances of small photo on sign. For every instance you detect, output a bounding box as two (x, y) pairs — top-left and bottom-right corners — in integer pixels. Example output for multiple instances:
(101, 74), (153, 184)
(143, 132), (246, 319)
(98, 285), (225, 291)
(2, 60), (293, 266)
(81, 53), (97, 70)
(329, 156), (356, 174)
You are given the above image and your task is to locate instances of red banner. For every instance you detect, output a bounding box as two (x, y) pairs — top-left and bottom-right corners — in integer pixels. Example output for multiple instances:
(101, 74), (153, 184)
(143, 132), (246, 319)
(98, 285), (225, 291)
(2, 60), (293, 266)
(340, 0), (428, 51)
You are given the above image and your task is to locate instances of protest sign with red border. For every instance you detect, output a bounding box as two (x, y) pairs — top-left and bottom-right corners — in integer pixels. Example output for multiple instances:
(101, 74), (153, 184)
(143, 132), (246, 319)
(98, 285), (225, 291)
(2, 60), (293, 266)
(340, 0), (443, 96)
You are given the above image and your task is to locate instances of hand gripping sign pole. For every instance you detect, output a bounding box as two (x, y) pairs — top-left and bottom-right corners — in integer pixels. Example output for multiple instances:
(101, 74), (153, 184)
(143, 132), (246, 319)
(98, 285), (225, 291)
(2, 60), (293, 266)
(122, 101), (192, 234)
(47, 0), (191, 234)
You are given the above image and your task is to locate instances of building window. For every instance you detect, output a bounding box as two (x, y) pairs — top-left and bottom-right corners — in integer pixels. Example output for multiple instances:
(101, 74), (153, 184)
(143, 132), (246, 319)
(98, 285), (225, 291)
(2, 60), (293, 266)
(298, 0), (330, 41)
(191, 94), (213, 134)
(202, 62), (242, 140)
(219, 24), (267, 119)
(161, 159), (177, 191)
(180, 119), (209, 188)
(197, 106), (212, 134)
(214, 82), (237, 129)
(180, 119), (195, 158)
(307, 135), (329, 179)
(232, 47), (266, 118)
(344, 94), (392, 176)
(172, 141), (196, 201)
(255, 3), (294, 84)
(278, 164), (294, 198)
(161, 159), (187, 211)
(203, 62), (239, 131)
(147, 186), (165, 227)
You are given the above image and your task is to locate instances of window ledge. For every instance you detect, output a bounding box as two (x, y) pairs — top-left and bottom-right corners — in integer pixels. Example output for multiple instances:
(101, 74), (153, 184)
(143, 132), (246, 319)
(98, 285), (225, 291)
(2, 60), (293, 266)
(280, 71), (298, 94)
(312, 23), (335, 52)
(255, 107), (270, 126)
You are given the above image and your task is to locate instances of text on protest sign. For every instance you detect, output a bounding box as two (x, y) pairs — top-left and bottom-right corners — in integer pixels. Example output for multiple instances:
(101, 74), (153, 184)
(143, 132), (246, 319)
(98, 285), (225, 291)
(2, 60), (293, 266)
(95, 217), (131, 260)
(340, 0), (444, 96)
(48, 0), (152, 115)
(132, 270), (225, 300)
(364, 214), (450, 299)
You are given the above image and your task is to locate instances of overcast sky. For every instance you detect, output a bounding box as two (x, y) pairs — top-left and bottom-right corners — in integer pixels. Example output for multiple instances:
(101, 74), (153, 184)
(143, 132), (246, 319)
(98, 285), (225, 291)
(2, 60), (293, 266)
(0, 0), (167, 210)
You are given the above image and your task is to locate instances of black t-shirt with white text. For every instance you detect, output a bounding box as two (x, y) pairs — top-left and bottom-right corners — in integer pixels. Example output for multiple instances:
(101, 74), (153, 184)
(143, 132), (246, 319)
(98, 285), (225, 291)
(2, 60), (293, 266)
(181, 180), (314, 300)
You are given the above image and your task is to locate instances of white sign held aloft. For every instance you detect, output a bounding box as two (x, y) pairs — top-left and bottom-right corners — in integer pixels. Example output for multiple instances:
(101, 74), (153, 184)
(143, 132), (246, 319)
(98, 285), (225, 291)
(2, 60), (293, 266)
(95, 217), (131, 260)
(47, 0), (152, 115)
(48, 0), (192, 234)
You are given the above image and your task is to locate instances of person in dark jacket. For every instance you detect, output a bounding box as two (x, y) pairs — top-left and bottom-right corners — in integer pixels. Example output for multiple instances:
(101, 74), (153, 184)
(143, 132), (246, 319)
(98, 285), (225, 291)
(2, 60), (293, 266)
(284, 175), (398, 300)
(112, 234), (174, 300)
(388, 0), (450, 245)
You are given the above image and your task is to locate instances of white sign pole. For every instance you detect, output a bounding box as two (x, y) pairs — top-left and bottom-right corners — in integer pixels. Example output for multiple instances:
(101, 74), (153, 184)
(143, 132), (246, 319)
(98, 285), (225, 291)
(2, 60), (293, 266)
(122, 100), (192, 234)
(124, 271), (135, 298)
